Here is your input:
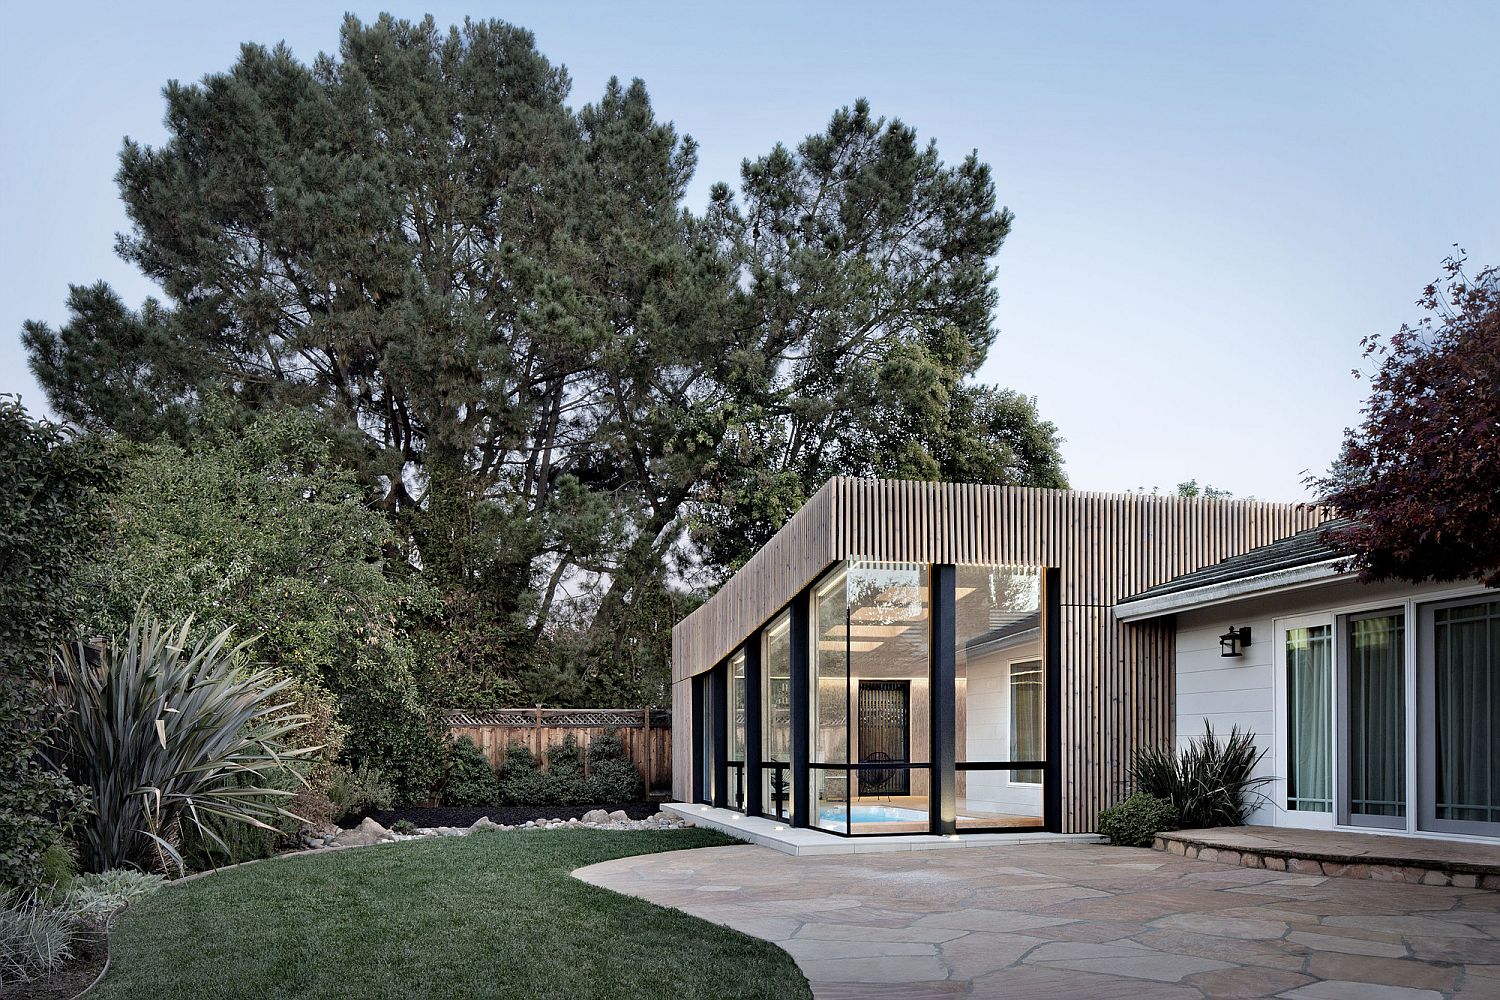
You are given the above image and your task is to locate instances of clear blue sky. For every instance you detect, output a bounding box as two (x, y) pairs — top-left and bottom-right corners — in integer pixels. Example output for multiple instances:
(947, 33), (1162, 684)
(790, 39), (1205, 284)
(3, 1), (1496, 500)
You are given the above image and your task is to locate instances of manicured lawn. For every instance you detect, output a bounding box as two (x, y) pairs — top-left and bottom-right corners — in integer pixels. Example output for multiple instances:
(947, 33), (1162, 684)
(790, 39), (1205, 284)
(93, 830), (812, 1000)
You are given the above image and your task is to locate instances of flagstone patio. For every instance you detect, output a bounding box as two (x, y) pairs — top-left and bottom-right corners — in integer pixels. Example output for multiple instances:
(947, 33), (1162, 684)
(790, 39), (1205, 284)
(575, 841), (1500, 999)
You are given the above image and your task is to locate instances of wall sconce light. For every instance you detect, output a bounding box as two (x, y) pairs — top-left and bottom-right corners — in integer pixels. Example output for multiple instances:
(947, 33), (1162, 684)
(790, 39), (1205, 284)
(1219, 626), (1252, 658)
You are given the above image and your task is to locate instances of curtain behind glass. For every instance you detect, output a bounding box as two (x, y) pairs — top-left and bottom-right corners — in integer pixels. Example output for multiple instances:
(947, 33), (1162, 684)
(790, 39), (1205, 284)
(1349, 614), (1405, 818)
(1434, 601), (1499, 824)
(1287, 625), (1332, 811)
(1009, 661), (1043, 783)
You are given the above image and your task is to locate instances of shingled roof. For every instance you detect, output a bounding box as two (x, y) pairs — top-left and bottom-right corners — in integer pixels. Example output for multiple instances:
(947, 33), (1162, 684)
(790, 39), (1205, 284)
(1120, 518), (1349, 605)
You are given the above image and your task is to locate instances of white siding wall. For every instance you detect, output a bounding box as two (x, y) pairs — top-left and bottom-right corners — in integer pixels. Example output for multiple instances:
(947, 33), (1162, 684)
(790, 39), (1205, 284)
(1175, 608), (1281, 824)
(963, 640), (1044, 818)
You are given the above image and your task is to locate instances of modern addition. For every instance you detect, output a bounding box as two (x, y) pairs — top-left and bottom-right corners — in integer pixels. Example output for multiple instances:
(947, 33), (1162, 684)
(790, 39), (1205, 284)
(672, 478), (1498, 844)
(672, 477), (1327, 837)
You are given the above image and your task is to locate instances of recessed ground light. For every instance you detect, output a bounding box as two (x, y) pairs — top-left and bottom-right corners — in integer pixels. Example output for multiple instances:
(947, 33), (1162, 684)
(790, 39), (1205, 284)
(700, 805), (709, 811)
(773, 825), (784, 831)
(949, 834), (961, 841)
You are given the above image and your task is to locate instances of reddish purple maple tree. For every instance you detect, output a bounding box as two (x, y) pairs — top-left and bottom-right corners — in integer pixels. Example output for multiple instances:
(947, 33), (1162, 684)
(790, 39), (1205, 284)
(1316, 254), (1500, 587)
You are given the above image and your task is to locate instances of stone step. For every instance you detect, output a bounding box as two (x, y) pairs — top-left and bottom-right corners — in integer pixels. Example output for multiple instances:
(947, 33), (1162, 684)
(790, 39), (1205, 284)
(1153, 825), (1500, 889)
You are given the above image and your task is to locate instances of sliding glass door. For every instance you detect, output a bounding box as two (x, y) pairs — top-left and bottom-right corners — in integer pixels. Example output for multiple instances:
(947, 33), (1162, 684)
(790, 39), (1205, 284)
(1285, 623), (1333, 815)
(1339, 610), (1406, 828)
(1421, 598), (1500, 837)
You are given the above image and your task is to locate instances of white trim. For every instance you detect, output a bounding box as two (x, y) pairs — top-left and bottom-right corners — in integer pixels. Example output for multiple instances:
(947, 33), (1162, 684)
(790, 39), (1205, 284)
(1116, 559), (1344, 621)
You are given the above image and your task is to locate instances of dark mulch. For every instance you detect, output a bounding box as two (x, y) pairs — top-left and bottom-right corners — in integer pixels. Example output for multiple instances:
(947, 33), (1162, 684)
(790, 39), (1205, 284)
(345, 801), (659, 830)
(4, 927), (108, 1000)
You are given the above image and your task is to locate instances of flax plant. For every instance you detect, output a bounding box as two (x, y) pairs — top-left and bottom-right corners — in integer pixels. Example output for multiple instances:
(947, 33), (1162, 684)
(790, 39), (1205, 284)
(1129, 721), (1271, 829)
(49, 615), (314, 873)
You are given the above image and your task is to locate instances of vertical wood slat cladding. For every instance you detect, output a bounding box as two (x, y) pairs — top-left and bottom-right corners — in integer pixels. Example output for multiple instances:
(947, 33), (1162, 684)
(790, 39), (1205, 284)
(670, 478), (1329, 825)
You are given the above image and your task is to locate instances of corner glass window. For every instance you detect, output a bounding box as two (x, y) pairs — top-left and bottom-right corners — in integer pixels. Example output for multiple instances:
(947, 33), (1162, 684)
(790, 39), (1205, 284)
(809, 561), (930, 834)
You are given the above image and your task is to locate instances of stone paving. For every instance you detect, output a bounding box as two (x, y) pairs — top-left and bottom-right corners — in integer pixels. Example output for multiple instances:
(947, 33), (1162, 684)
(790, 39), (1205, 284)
(1155, 827), (1500, 888)
(575, 841), (1500, 999)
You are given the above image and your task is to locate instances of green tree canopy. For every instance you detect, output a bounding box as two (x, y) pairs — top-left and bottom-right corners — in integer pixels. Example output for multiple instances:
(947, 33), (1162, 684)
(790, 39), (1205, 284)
(86, 407), (444, 801)
(24, 14), (1065, 697)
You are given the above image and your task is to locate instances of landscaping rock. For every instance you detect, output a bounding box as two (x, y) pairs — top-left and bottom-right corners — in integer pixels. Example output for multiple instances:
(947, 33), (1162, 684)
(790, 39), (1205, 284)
(330, 817), (389, 848)
(469, 816), (503, 833)
(582, 809), (610, 823)
(607, 809), (630, 822)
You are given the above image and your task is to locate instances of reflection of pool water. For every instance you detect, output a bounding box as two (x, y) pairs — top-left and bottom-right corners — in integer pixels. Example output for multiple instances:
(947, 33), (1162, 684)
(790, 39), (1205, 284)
(816, 804), (974, 827)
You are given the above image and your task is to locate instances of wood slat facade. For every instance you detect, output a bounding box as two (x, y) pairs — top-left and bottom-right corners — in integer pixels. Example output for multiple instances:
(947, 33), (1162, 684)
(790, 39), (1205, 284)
(671, 478), (1330, 831)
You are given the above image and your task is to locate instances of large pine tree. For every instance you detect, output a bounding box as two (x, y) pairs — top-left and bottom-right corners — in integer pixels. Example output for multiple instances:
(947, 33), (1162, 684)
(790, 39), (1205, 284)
(24, 14), (1064, 701)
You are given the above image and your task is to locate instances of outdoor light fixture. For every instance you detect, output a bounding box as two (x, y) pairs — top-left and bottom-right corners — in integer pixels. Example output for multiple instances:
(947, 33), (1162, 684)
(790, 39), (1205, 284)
(1219, 626), (1252, 658)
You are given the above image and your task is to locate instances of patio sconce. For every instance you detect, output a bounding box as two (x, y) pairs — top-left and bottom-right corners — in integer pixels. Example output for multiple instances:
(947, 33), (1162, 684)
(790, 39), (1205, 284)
(1219, 626), (1252, 658)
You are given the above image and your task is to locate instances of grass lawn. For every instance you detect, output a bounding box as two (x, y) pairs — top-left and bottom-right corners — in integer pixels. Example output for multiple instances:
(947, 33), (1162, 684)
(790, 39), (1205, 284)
(92, 829), (812, 1000)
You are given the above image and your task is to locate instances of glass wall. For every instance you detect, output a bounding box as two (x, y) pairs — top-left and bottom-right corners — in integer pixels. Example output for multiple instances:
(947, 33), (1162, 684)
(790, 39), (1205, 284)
(954, 565), (1046, 830)
(761, 611), (793, 819)
(810, 561), (932, 834)
(727, 650), (746, 811)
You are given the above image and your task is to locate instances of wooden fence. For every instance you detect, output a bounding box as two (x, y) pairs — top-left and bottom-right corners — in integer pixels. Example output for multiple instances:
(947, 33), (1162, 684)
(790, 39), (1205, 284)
(445, 707), (673, 798)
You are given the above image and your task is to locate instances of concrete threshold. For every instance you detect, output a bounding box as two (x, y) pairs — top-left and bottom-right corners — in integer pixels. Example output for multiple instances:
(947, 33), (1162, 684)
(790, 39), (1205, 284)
(662, 802), (1103, 856)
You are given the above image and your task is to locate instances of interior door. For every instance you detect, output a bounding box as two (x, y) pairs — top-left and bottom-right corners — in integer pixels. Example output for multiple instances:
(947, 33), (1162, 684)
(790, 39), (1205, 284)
(857, 680), (910, 796)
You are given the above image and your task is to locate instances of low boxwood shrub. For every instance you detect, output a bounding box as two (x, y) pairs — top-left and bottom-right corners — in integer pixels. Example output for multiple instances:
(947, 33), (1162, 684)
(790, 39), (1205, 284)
(1098, 793), (1179, 847)
(585, 729), (643, 803)
(443, 737), (500, 806)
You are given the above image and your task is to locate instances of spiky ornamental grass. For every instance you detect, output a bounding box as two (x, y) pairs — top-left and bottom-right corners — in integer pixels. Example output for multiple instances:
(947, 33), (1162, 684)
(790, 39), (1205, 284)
(1129, 721), (1272, 829)
(49, 615), (315, 874)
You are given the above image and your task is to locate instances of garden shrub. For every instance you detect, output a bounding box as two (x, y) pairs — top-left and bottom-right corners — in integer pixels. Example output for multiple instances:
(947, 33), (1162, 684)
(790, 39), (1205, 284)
(326, 764), (396, 823)
(585, 729), (644, 803)
(497, 744), (554, 805)
(443, 737), (500, 806)
(82, 408), (444, 805)
(1131, 720), (1272, 828)
(546, 734), (589, 805)
(1098, 793), (1179, 847)
(0, 398), (99, 892)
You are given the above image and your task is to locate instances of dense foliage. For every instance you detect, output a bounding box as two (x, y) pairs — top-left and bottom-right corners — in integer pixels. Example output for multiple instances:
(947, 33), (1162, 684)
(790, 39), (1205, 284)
(492, 732), (642, 805)
(24, 13), (1066, 706)
(1316, 255), (1500, 586)
(442, 738), (501, 807)
(496, 744), (552, 806)
(585, 729), (644, 803)
(1097, 793), (1179, 848)
(83, 408), (443, 802)
(49, 615), (312, 873)
(0, 398), (99, 892)
(1130, 722), (1271, 829)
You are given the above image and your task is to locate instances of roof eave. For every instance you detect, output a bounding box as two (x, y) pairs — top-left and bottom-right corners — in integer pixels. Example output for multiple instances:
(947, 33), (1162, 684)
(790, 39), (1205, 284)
(1114, 558), (1347, 622)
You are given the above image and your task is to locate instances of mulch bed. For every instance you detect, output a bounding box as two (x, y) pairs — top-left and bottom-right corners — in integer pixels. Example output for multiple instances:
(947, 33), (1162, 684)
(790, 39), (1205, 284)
(3, 926), (108, 1000)
(345, 801), (660, 830)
